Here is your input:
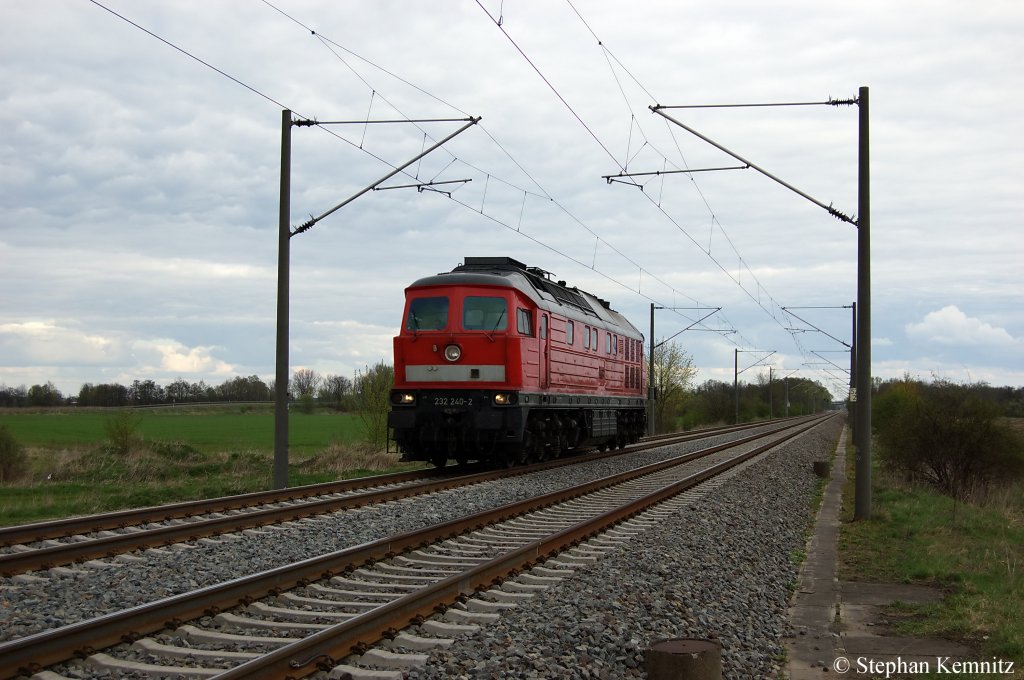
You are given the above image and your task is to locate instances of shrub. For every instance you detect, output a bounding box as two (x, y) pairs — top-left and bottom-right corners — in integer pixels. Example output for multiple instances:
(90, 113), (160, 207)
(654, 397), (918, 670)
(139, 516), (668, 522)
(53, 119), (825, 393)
(0, 425), (28, 482)
(104, 410), (142, 456)
(355, 362), (394, 450)
(872, 377), (920, 437)
(297, 394), (316, 415)
(875, 380), (1024, 501)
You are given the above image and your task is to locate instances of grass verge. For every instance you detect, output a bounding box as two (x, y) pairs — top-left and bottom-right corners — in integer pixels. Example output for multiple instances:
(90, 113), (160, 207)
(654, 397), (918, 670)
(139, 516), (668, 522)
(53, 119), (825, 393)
(0, 441), (423, 526)
(838, 438), (1024, 668)
(0, 406), (424, 526)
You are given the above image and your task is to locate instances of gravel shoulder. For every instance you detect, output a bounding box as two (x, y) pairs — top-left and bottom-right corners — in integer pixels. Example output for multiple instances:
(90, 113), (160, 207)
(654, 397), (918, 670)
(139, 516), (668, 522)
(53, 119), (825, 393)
(0, 421), (798, 644)
(406, 416), (844, 680)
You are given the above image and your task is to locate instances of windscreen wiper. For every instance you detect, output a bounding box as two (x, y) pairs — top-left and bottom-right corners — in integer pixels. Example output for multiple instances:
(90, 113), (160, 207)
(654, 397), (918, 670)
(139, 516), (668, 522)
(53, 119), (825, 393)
(484, 310), (505, 342)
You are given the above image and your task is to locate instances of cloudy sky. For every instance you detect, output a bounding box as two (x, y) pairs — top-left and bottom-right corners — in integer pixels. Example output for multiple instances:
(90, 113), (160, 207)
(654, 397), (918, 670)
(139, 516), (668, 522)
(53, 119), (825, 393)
(2, 0), (1022, 399)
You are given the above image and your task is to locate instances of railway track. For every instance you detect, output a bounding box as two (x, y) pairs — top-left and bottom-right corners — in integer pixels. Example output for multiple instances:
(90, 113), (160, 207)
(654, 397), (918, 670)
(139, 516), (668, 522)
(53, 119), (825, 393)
(0, 418), (797, 577)
(0, 414), (835, 679)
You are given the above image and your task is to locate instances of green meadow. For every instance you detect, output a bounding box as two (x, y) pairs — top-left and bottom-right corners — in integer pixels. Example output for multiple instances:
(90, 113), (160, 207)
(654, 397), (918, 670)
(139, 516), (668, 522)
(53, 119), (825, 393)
(0, 405), (361, 455)
(0, 405), (420, 526)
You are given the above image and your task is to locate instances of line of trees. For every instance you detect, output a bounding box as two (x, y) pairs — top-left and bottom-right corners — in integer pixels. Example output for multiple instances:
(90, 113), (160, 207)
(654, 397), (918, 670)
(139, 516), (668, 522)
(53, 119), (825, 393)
(7, 357), (1022, 431)
(3, 347), (826, 424)
(0, 346), (836, 423)
(873, 375), (1024, 500)
(678, 375), (834, 426)
(649, 342), (836, 430)
(0, 372), (360, 409)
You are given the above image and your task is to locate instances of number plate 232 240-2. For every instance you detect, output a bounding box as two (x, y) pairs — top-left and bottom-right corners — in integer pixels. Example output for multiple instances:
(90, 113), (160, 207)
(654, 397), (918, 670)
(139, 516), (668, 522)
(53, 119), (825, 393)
(433, 396), (474, 408)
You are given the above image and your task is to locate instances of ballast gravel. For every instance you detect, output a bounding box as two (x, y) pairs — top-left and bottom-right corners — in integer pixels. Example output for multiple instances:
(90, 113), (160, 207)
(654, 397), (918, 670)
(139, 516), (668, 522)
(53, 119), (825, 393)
(1, 417), (842, 680)
(406, 417), (843, 680)
(0, 422), (785, 643)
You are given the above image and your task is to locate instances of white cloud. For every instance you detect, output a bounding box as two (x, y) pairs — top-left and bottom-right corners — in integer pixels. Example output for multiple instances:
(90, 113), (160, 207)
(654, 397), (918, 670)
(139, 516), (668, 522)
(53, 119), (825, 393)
(905, 305), (1017, 347)
(2, 1), (1024, 397)
(132, 339), (234, 376)
(0, 323), (240, 393)
(0, 320), (118, 364)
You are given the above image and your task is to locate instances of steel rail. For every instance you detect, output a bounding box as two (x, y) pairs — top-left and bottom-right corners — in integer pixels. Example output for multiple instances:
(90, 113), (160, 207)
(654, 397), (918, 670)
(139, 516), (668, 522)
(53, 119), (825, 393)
(0, 415), (829, 679)
(216, 414), (835, 678)
(0, 468), (439, 547)
(0, 416), (782, 547)
(0, 418), (798, 576)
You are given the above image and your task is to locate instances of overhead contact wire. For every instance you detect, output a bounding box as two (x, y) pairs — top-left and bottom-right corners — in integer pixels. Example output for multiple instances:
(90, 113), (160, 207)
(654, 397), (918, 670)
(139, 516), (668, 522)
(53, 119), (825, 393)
(103, 0), (723, 337)
(88, 0), (291, 112)
(563, 1), (827, 364)
(474, 0), (624, 171)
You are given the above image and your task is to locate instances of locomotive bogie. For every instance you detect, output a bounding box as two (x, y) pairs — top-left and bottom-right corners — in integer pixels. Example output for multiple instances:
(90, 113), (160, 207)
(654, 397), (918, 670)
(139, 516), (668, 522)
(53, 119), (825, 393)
(388, 391), (645, 466)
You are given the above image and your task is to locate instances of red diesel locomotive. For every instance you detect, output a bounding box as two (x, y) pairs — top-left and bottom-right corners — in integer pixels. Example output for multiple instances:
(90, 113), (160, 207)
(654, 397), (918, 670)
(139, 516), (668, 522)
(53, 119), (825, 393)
(388, 256), (647, 467)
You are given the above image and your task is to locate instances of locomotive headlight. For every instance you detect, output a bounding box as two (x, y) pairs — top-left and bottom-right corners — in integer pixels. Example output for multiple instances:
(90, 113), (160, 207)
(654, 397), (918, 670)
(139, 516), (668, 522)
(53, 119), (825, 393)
(493, 392), (517, 405)
(443, 344), (462, 362)
(391, 392), (416, 405)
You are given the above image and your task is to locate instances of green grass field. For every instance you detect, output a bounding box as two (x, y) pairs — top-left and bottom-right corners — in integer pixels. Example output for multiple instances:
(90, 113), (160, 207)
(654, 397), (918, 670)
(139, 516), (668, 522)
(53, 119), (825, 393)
(838, 438), (1024, 673)
(0, 405), (363, 455)
(0, 406), (422, 526)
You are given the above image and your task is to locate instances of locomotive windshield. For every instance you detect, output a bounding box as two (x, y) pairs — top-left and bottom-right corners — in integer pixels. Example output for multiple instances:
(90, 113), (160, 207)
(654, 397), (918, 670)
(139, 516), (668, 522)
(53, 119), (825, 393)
(406, 296), (448, 331)
(462, 296), (507, 331)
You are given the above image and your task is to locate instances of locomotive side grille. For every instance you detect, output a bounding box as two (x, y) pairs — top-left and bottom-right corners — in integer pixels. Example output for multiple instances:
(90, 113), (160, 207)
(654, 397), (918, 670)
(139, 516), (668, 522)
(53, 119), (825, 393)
(536, 278), (599, 318)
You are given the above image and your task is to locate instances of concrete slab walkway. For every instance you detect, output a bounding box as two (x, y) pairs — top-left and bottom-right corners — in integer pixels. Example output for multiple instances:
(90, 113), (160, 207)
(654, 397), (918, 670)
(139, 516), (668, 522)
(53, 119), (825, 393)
(784, 426), (973, 678)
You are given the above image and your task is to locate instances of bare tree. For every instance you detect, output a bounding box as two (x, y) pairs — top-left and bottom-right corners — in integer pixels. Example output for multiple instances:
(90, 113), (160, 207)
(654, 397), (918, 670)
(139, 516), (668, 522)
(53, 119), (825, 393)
(291, 368), (322, 398)
(319, 374), (353, 409)
(652, 341), (697, 432)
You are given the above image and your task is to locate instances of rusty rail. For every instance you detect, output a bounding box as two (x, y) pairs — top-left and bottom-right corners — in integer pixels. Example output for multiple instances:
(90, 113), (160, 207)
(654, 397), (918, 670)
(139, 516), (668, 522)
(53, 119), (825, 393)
(216, 414), (834, 678)
(0, 467), (439, 546)
(1, 416), (784, 545)
(0, 414), (833, 679)
(0, 418), (805, 576)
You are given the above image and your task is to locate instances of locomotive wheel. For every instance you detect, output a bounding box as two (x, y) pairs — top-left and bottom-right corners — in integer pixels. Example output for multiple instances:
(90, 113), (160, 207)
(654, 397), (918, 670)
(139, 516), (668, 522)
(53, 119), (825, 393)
(516, 432), (534, 466)
(555, 432), (568, 458)
(431, 453), (448, 469)
(534, 432), (549, 462)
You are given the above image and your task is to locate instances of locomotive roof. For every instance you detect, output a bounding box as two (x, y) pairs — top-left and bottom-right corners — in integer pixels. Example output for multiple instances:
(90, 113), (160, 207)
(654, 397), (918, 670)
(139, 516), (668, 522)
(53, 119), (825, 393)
(406, 257), (643, 339)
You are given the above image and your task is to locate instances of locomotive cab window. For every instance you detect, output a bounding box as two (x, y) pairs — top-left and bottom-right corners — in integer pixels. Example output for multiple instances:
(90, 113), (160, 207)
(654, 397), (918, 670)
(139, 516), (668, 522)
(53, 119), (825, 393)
(406, 296), (448, 331)
(516, 308), (533, 336)
(463, 296), (507, 331)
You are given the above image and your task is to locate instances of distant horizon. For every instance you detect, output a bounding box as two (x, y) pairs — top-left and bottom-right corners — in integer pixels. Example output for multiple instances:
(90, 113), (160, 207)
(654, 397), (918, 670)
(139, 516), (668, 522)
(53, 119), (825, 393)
(3, 2), (1021, 400)
(4, 368), (1022, 407)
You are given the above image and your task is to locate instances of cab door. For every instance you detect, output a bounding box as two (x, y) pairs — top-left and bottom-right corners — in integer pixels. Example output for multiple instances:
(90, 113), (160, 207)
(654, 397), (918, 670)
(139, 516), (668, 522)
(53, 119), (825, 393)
(539, 313), (549, 389)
